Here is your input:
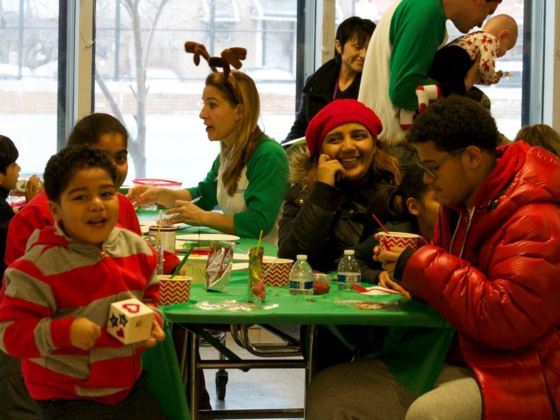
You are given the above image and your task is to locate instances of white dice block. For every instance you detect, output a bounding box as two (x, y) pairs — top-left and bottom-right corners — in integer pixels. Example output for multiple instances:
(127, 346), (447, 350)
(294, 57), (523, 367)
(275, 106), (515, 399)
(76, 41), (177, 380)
(107, 298), (155, 345)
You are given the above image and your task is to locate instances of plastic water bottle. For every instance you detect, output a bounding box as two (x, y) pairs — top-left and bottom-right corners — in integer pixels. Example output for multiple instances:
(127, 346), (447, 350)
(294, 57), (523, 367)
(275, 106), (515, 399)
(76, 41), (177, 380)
(337, 249), (361, 290)
(289, 255), (313, 295)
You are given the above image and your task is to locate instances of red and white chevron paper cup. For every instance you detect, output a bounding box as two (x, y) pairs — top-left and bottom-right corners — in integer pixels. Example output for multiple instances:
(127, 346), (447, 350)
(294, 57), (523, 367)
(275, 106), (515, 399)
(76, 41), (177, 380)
(263, 258), (293, 287)
(377, 232), (422, 252)
(157, 275), (192, 306)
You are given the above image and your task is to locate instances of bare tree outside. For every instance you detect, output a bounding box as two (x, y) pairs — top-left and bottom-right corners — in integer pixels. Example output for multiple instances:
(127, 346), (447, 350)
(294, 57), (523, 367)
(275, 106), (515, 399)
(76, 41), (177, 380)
(0, 0), (525, 186)
(96, 0), (170, 178)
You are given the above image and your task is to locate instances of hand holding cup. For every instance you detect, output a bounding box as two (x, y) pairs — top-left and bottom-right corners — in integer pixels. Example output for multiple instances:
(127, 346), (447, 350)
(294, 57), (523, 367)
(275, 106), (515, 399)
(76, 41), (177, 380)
(127, 185), (160, 207)
(374, 232), (423, 273)
(378, 271), (411, 299)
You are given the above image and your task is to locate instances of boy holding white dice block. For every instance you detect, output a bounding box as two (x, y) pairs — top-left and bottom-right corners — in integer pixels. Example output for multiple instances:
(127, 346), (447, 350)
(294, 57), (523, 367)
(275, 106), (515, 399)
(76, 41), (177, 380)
(0, 146), (165, 419)
(107, 298), (155, 345)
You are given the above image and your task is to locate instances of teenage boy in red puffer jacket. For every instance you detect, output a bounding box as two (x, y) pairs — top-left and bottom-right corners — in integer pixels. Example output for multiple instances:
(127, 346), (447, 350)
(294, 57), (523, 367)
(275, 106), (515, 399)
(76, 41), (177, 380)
(307, 96), (560, 420)
(0, 146), (165, 419)
(381, 96), (560, 419)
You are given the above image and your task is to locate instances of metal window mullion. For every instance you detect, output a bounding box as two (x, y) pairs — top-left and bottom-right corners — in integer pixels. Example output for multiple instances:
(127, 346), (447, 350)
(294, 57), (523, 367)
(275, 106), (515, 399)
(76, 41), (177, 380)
(526, 0), (545, 124)
(542, 0), (560, 129)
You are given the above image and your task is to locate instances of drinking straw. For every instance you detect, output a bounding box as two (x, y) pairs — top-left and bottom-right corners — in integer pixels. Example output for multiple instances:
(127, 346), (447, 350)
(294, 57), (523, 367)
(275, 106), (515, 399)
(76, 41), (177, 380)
(171, 244), (195, 278)
(371, 212), (389, 234)
(155, 211), (164, 274)
(155, 210), (163, 248)
(158, 210), (163, 228)
(256, 230), (263, 249)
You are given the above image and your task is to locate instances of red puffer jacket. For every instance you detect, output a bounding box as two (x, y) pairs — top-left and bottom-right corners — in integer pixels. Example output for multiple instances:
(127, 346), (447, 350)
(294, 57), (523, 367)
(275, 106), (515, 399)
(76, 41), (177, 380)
(402, 142), (560, 419)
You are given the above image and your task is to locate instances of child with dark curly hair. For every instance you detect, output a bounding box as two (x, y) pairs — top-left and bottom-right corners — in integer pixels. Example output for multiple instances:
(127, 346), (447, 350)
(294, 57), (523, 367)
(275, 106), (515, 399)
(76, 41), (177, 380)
(0, 146), (166, 420)
(5, 113), (141, 267)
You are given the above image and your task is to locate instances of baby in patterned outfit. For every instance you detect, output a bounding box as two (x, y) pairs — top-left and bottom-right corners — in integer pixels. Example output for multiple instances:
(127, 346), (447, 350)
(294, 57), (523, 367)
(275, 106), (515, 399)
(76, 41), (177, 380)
(400, 14), (518, 130)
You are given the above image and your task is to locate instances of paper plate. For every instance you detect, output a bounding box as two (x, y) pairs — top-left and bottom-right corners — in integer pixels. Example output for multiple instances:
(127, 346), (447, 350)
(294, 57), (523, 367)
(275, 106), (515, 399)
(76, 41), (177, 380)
(177, 233), (240, 243)
(232, 262), (249, 271)
(232, 253), (249, 261)
(140, 222), (188, 234)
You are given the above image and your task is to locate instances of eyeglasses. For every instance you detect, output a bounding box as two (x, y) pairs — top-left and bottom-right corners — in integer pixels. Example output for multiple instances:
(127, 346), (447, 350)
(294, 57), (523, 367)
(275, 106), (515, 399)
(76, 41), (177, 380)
(417, 148), (466, 179)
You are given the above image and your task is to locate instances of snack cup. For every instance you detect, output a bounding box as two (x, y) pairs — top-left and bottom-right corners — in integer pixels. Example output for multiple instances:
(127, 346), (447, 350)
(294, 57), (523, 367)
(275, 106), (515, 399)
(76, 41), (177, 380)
(157, 275), (192, 306)
(183, 254), (207, 284)
(149, 225), (177, 254)
(377, 232), (422, 252)
(262, 257), (293, 287)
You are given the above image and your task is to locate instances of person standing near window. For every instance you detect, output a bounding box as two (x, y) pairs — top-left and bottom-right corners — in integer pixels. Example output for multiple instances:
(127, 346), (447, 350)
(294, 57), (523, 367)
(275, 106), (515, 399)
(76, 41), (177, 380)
(358, 0), (502, 149)
(284, 17), (375, 142)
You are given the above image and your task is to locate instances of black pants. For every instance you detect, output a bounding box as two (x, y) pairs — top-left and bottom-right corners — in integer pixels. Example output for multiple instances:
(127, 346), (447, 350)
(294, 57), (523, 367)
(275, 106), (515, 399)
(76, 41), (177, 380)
(34, 372), (165, 420)
(0, 351), (39, 420)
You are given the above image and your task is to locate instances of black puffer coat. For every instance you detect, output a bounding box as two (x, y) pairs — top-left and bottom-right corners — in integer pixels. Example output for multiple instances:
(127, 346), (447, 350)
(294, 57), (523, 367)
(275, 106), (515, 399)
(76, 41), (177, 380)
(277, 145), (397, 282)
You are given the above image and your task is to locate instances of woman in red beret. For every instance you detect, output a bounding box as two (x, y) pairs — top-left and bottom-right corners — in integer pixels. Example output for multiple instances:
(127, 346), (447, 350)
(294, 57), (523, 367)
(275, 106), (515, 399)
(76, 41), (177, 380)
(278, 99), (401, 371)
(278, 99), (400, 281)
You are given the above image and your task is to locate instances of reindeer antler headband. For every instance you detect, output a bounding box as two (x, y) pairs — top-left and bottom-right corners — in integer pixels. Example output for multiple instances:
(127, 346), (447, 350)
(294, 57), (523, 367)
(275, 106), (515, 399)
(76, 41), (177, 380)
(184, 41), (247, 79)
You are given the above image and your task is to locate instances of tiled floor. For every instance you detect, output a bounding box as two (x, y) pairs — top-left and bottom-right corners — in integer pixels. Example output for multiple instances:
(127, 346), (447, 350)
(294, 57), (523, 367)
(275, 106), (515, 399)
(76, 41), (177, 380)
(199, 327), (305, 419)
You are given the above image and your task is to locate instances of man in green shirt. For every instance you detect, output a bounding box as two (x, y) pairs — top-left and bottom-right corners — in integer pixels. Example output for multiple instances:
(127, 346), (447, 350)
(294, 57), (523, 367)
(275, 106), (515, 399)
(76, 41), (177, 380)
(358, 0), (502, 148)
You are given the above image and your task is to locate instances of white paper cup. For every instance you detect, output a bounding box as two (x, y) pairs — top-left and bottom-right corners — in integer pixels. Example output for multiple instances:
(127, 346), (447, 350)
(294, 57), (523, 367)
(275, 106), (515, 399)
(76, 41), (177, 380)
(149, 225), (177, 254)
(377, 232), (422, 252)
(157, 275), (192, 306)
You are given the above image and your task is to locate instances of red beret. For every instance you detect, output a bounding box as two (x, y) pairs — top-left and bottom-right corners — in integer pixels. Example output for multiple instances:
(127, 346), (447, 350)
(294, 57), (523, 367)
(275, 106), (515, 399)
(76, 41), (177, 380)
(305, 99), (383, 157)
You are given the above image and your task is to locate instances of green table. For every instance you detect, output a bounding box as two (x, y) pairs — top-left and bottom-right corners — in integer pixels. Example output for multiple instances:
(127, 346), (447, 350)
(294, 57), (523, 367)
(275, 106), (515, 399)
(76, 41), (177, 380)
(165, 280), (448, 328)
(136, 212), (454, 418)
(164, 275), (453, 419)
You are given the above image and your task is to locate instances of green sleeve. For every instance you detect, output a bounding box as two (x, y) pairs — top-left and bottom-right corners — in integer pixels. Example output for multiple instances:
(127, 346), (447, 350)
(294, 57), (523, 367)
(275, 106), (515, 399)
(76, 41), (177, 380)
(234, 137), (290, 237)
(187, 155), (220, 211)
(389, 0), (447, 110)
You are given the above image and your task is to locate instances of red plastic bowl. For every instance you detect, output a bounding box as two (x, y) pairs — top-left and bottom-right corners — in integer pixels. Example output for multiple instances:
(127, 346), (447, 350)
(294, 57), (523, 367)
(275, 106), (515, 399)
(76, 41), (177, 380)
(131, 178), (182, 188)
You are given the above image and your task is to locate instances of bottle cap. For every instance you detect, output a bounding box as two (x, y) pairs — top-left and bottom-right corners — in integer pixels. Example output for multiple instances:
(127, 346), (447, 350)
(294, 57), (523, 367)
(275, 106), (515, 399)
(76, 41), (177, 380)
(296, 254), (308, 260)
(344, 249), (355, 256)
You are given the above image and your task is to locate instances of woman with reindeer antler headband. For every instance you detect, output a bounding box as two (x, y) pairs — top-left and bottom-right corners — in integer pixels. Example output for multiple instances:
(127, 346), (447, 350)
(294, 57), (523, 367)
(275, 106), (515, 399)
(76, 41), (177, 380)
(128, 42), (289, 244)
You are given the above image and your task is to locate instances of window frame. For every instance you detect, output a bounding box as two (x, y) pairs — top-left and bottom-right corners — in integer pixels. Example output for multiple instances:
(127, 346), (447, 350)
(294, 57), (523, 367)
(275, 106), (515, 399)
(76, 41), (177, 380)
(67, 1), (557, 151)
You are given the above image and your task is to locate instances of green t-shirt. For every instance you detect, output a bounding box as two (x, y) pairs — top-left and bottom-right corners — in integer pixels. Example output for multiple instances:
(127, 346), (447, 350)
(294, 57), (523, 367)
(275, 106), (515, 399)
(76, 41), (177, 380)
(389, 0), (447, 110)
(188, 135), (289, 238)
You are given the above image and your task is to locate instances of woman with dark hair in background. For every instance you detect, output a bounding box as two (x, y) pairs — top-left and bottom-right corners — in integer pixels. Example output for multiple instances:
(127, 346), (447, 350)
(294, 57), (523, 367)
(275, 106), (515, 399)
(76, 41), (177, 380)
(284, 16), (376, 142)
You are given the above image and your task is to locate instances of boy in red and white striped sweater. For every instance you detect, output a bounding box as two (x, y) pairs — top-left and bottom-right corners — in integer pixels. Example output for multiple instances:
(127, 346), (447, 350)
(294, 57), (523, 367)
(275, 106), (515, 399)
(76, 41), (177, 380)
(0, 146), (165, 419)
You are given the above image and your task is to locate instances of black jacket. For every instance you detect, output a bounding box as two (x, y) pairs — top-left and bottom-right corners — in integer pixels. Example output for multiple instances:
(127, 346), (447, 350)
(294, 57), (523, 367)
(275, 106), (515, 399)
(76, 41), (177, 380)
(284, 59), (362, 142)
(277, 146), (398, 282)
(0, 187), (15, 280)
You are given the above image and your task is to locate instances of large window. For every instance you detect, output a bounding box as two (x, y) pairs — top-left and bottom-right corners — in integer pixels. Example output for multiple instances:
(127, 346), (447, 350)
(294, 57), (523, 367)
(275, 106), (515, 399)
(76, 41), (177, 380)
(94, 0), (298, 187)
(339, 0), (525, 139)
(447, 2), (525, 139)
(0, 0), (550, 186)
(0, 0), (59, 176)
